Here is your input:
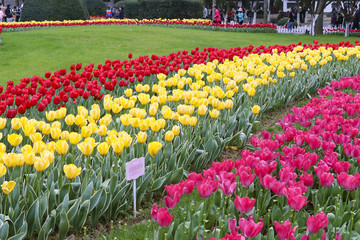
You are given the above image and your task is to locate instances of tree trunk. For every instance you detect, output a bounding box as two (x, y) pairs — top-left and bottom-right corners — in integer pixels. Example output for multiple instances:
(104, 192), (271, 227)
(253, 11), (257, 23)
(345, 22), (350, 37)
(315, 11), (323, 35)
(212, 0), (216, 21)
(15, 0), (20, 6)
(310, 14), (319, 36)
(264, 0), (268, 23)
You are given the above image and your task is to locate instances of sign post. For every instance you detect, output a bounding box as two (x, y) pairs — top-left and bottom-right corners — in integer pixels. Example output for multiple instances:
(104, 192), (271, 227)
(125, 157), (145, 218)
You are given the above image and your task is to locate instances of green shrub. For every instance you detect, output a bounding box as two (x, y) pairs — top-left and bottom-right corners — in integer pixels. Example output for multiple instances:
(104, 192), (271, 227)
(21, 0), (90, 21)
(121, 0), (202, 19)
(115, 1), (125, 8)
(85, 0), (107, 16)
(277, 17), (298, 27)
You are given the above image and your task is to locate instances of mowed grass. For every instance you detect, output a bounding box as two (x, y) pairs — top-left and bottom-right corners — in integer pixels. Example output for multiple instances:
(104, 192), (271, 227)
(0, 25), (357, 85)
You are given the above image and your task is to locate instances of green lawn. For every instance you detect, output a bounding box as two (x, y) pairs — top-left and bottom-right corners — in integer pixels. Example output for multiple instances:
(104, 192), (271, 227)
(0, 25), (357, 85)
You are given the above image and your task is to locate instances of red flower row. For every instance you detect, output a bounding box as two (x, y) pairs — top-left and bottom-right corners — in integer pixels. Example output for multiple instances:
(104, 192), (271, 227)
(1, 40), (359, 118)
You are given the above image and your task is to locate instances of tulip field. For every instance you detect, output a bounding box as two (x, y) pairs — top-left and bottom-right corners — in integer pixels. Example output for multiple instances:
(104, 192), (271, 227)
(149, 72), (360, 240)
(1, 19), (360, 240)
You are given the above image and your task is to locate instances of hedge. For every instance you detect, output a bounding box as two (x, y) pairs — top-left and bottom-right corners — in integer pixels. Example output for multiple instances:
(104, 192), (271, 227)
(21, 0), (90, 21)
(85, 0), (108, 16)
(277, 17), (298, 27)
(116, 0), (202, 19)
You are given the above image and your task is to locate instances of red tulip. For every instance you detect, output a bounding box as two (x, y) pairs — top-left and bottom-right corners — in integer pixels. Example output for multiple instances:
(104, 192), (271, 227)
(6, 108), (17, 118)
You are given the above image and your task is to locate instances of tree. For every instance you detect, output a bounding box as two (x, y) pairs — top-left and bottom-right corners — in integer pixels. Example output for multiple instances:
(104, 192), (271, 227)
(303, 0), (332, 35)
(336, 0), (359, 36)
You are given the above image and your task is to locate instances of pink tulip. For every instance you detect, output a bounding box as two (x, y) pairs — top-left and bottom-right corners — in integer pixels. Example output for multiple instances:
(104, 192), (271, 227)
(238, 216), (263, 238)
(274, 219), (298, 240)
(234, 196), (256, 213)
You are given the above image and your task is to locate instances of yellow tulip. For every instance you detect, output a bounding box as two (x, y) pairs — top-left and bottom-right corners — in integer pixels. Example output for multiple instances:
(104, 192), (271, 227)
(252, 105), (261, 115)
(52, 121), (61, 129)
(172, 125), (180, 136)
(112, 103), (122, 114)
(119, 132), (132, 148)
(225, 100), (233, 109)
(81, 126), (92, 138)
(0, 143), (6, 153)
(63, 164), (82, 180)
(78, 106), (88, 118)
(41, 150), (55, 163)
(30, 132), (43, 143)
(1, 181), (16, 194)
(125, 89), (133, 98)
(189, 117), (197, 127)
(65, 114), (76, 126)
(150, 121), (161, 132)
(0, 118), (6, 130)
(33, 141), (46, 154)
(46, 141), (56, 152)
(15, 154), (25, 167)
(111, 140), (124, 154)
(148, 141), (162, 157)
(179, 115), (190, 126)
(42, 124), (51, 135)
(75, 115), (87, 127)
(34, 157), (50, 172)
(139, 120), (149, 131)
(97, 142), (110, 155)
(25, 152), (36, 165)
(50, 127), (62, 140)
(78, 142), (95, 156)
(46, 111), (56, 122)
(60, 131), (69, 141)
(90, 108), (100, 121)
(11, 118), (22, 130)
(0, 163), (6, 177)
(165, 131), (174, 142)
(55, 140), (69, 155)
(198, 105), (208, 116)
(97, 125), (107, 137)
(69, 132), (82, 145)
(248, 88), (256, 97)
(7, 133), (23, 147)
(209, 109), (220, 119)
(137, 131), (147, 144)
(120, 114), (131, 126)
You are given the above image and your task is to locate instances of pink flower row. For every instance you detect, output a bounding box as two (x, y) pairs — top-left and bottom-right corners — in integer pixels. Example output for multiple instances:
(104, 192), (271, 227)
(151, 72), (360, 239)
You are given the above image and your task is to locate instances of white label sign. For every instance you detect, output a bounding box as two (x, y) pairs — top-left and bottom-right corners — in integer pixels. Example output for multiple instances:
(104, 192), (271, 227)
(125, 157), (145, 181)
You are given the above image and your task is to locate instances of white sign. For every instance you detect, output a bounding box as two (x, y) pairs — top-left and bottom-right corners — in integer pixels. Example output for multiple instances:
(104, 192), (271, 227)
(125, 157), (145, 217)
(125, 157), (145, 181)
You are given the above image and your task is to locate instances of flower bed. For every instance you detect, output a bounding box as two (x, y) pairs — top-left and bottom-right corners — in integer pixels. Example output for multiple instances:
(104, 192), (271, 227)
(0, 41), (359, 239)
(0, 18), (277, 33)
(150, 73), (360, 239)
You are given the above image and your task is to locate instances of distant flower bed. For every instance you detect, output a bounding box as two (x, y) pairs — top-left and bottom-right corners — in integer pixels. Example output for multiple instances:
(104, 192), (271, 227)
(0, 18), (277, 33)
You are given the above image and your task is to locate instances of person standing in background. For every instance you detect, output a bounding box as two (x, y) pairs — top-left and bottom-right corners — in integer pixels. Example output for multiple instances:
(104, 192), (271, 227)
(0, 4), (5, 22)
(237, 8), (244, 24)
(119, 7), (125, 19)
(246, 8), (253, 24)
(352, 5), (360, 30)
(14, 6), (20, 22)
(214, 6), (221, 24)
(203, 7), (208, 19)
(287, 7), (295, 31)
(5, 4), (13, 22)
(105, 7), (112, 19)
